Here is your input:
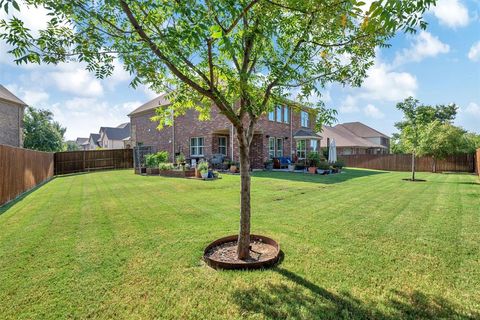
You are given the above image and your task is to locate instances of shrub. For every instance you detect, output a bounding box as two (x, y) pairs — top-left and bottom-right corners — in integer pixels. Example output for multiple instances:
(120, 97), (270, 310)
(197, 160), (209, 173)
(307, 151), (321, 167)
(145, 151), (169, 168)
(318, 161), (330, 170)
(333, 160), (345, 169)
(176, 153), (186, 164)
(159, 162), (174, 171)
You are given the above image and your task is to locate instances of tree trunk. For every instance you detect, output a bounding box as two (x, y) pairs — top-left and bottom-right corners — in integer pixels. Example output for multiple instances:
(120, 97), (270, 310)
(237, 135), (251, 260)
(432, 157), (436, 173)
(411, 152), (416, 181)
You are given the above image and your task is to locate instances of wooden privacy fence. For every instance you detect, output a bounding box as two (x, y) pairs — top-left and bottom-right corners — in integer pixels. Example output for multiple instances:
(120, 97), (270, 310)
(54, 149), (133, 175)
(476, 149), (480, 176)
(0, 144), (54, 206)
(339, 153), (475, 173)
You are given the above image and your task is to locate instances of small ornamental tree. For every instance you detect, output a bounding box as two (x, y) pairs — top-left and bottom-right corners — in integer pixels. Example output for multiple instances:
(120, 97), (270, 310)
(23, 106), (66, 152)
(1, 0), (434, 260)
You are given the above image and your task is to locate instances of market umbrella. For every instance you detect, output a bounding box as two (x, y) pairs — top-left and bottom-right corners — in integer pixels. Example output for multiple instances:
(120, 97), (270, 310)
(328, 138), (337, 163)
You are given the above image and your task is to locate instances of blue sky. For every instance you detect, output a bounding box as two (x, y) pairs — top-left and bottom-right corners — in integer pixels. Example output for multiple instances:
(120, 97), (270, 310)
(0, 0), (479, 140)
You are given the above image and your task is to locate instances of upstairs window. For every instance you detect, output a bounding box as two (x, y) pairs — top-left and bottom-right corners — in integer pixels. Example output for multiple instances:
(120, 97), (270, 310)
(283, 106), (290, 124)
(301, 111), (309, 127)
(276, 106), (282, 122)
(268, 110), (275, 121)
(190, 137), (204, 156)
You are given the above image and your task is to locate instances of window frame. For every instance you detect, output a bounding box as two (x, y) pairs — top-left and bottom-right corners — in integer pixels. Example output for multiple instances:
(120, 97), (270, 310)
(190, 137), (204, 157)
(276, 106), (283, 122)
(300, 111), (310, 127)
(268, 110), (275, 121)
(310, 139), (318, 153)
(296, 139), (306, 159)
(276, 138), (283, 157)
(268, 137), (276, 159)
(283, 106), (290, 124)
(218, 136), (227, 156)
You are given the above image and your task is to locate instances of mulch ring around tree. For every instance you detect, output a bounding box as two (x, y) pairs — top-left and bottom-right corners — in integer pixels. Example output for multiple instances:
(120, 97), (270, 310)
(204, 235), (280, 270)
(402, 178), (427, 182)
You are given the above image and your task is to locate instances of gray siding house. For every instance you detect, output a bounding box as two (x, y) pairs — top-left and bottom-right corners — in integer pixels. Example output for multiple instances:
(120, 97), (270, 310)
(0, 85), (27, 147)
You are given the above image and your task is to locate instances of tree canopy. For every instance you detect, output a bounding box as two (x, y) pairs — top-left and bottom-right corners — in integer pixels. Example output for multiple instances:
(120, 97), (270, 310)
(1, 0), (435, 260)
(23, 106), (66, 152)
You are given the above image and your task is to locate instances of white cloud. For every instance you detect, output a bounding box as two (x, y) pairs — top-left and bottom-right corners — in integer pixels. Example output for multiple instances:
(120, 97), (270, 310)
(51, 98), (142, 139)
(468, 41), (480, 62)
(4, 84), (49, 105)
(431, 0), (469, 28)
(339, 95), (360, 113)
(363, 104), (385, 119)
(465, 102), (480, 117)
(361, 63), (417, 101)
(49, 65), (104, 97)
(394, 31), (450, 65)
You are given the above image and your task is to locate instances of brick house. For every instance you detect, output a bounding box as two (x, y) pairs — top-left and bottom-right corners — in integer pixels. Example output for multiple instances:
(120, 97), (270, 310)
(0, 85), (27, 148)
(128, 94), (322, 169)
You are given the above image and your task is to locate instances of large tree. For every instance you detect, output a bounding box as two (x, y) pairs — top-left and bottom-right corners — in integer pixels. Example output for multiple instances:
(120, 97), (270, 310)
(23, 106), (66, 152)
(1, 0), (434, 259)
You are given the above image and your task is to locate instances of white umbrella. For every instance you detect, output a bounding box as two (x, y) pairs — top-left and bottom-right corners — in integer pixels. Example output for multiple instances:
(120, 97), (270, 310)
(328, 138), (337, 163)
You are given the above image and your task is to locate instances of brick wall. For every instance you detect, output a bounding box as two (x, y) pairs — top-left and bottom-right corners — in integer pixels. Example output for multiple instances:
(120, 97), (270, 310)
(130, 105), (319, 168)
(0, 100), (24, 147)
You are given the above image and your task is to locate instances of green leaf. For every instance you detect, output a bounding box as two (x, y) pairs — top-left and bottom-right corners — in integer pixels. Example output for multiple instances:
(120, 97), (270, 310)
(209, 25), (222, 39)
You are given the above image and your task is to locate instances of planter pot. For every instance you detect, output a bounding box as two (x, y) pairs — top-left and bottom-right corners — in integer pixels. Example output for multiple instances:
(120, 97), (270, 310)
(317, 169), (326, 174)
(264, 164), (273, 171)
(288, 164), (295, 172)
(146, 167), (159, 175)
(201, 171), (209, 179)
(308, 167), (317, 174)
(195, 168), (202, 178)
(230, 165), (238, 173)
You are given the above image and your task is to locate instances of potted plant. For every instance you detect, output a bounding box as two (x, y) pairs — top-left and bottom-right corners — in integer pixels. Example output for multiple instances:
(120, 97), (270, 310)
(230, 162), (239, 173)
(197, 160), (210, 179)
(264, 159), (273, 171)
(317, 161), (330, 174)
(145, 153), (160, 175)
(176, 153), (186, 170)
(159, 162), (174, 171)
(333, 160), (345, 173)
(307, 151), (321, 174)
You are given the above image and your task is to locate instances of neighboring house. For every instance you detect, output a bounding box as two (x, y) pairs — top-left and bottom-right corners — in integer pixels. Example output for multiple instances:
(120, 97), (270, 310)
(128, 94), (322, 169)
(0, 84), (27, 147)
(320, 122), (390, 155)
(98, 123), (131, 149)
(75, 137), (88, 149)
(82, 133), (101, 150)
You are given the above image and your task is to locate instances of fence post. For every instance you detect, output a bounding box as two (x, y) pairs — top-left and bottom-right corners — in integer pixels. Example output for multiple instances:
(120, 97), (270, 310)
(83, 150), (86, 172)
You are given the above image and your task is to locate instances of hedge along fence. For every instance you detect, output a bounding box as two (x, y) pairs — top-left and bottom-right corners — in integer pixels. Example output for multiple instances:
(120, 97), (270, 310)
(54, 149), (133, 175)
(339, 153), (475, 173)
(0, 144), (54, 206)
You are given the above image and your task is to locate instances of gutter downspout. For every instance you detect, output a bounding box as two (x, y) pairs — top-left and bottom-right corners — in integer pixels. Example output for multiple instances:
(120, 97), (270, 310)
(290, 107), (293, 157)
(231, 123), (234, 161)
(172, 113), (175, 162)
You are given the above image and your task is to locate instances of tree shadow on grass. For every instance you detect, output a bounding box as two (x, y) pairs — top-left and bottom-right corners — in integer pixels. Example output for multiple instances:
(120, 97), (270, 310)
(252, 168), (387, 185)
(232, 268), (478, 319)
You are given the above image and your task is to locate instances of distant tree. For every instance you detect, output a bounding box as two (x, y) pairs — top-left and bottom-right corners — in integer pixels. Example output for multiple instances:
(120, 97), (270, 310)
(23, 106), (66, 152)
(463, 132), (480, 153)
(1, 0), (434, 260)
(66, 141), (80, 151)
(419, 122), (468, 172)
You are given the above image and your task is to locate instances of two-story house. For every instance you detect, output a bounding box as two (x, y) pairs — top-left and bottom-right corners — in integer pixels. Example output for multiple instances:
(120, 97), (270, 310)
(98, 123), (131, 149)
(0, 85), (27, 148)
(128, 94), (322, 169)
(320, 122), (390, 155)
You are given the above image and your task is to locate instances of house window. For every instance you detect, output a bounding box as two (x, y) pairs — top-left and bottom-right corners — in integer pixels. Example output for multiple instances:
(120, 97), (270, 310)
(268, 137), (276, 159)
(276, 106), (282, 122)
(276, 138), (283, 157)
(310, 139), (318, 153)
(218, 136), (227, 156)
(296, 139), (306, 159)
(283, 106), (290, 124)
(301, 111), (309, 127)
(268, 110), (275, 121)
(190, 137), (204, 156)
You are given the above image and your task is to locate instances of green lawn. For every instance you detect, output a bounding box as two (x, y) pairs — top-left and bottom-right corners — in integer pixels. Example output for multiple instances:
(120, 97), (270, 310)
(0, 169), (479, 319)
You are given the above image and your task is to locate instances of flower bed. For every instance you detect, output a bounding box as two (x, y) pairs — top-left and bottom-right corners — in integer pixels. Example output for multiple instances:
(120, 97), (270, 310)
(158, 169), (196, 178)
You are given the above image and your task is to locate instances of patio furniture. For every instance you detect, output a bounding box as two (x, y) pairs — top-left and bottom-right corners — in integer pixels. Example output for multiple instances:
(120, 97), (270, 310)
(275, 156), (292, 169)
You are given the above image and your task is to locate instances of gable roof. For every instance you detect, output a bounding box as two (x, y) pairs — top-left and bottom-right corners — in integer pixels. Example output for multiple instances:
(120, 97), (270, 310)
(337, 122), (389, 139)
(0, 84), (27, 106)
(319, 125), (385, 148)
(86, 133), (101, 146)
(101, 123), (131, 141)
(128, 94), (170, 116)
(293, 129), (322, 139)
(75, 137), (89, 145)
